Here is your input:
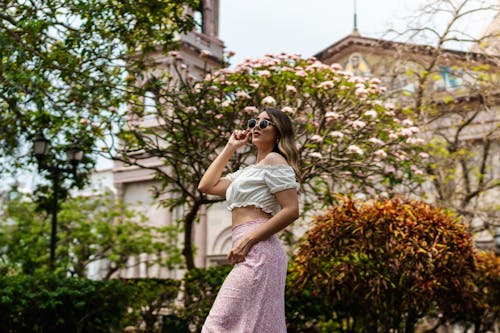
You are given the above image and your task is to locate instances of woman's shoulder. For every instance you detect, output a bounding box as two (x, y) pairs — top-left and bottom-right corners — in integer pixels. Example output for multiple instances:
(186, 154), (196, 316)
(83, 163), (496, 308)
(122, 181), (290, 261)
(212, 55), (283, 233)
(259, 152), (288, 167)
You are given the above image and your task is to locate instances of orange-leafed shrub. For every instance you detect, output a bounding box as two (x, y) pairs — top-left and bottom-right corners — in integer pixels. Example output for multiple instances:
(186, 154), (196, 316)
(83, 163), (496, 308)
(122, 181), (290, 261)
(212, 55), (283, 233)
(288, 197), (475, 332)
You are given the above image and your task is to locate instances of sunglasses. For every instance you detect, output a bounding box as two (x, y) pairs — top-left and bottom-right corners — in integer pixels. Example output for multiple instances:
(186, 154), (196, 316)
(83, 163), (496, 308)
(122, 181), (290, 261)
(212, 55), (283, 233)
(247, 118), (275, 129)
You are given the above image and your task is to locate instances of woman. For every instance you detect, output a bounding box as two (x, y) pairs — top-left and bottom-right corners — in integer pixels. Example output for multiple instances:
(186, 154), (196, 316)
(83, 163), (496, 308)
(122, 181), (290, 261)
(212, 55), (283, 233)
(198, 107), (300, 333)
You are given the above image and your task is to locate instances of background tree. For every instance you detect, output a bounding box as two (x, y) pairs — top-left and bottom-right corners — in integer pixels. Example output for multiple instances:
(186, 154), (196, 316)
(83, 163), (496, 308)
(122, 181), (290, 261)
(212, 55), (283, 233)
(383, 0), (500, 226)
(0, 191), (182, 278)
(116, 53), (427, 269)
(0, 0), (198, 183)
(288, 196), (476, 333)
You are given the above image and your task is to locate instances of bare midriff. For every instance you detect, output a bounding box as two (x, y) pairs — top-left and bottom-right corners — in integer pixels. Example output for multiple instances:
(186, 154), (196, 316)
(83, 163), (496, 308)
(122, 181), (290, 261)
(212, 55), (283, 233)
(231, 205), (272, 228)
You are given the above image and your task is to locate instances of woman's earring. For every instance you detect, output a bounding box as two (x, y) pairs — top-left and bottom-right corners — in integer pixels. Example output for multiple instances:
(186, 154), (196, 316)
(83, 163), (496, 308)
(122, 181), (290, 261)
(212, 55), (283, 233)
(276, 137), (280, 144)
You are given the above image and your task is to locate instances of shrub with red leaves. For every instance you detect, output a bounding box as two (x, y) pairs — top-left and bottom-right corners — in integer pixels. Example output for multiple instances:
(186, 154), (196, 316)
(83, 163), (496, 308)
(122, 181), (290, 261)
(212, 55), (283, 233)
(288, 196), (476, 333)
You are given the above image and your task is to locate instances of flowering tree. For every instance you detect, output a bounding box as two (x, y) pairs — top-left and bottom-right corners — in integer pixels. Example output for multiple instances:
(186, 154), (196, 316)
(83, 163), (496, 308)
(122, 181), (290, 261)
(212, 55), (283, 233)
(117, 53), (426, 268)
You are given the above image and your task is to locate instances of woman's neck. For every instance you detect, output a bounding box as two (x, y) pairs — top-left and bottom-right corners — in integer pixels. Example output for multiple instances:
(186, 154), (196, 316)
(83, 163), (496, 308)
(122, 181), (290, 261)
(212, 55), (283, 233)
(255, 146), (274, 163)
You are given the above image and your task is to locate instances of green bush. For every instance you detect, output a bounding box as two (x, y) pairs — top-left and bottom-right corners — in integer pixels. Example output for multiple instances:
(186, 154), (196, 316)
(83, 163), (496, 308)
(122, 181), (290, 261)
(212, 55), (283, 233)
(0, 274), (132, 333)
(181, 265), (232, 333)
(122, 278), (182, 333)
(0, 274), (183, 333)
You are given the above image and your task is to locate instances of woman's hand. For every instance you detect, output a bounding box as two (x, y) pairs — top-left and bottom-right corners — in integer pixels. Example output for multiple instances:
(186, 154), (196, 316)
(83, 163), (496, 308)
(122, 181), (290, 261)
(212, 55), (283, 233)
(227, 129), (250, 150)
(227, 235), (256, 264)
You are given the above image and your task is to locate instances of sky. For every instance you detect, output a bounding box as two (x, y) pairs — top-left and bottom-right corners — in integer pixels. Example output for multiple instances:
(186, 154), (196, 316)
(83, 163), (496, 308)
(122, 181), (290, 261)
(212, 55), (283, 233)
(218, 0), (497, 66)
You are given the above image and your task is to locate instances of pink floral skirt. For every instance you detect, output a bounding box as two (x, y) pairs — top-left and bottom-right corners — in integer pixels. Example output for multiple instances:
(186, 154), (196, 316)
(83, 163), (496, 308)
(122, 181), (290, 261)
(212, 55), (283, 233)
(201, 218), (288, 333)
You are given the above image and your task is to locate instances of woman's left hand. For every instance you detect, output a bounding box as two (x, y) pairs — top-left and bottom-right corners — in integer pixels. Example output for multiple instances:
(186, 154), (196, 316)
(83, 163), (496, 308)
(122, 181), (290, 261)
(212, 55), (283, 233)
(227, 236), (256, 264)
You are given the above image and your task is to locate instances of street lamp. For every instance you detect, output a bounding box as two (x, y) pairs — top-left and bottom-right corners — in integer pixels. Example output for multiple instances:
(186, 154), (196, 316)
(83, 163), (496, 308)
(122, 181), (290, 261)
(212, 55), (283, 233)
(33, 133), (84, 271)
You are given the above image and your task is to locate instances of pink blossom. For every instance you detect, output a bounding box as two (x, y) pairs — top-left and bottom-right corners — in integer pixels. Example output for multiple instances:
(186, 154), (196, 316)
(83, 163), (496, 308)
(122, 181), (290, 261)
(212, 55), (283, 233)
(221, 100), (233, 107)
(258, 70), (271, 77)
(204, 74), (213, 81)
(244, 106), (259, 113)
(364, 110), (378, 119)
(384, 102), (395, 110)
(399, 128), (414, 137)
(355, 87), (368, 97)
(402, 119), (414, 127)
(309, 152), (323, 159)
(406, 138), (425, 145)
(186, 106), (197, 113)
(285, 85), (297, 93)
(370, 78), (382, 85)
(368, 138), (385, 145)
(325, 112), (340, 121)
(408, 126), (420, 134)
(318, 81), (335, 89)
(295, 70), (307, 77)
(236, 91), (251, 99)
(250, 83), (259, 89)
(79, 118), (91, 125)
(261, 96), (276, 106)
(329, 131), (344, 139)
(374, 149), (387, 159)
(215, 114), (223, 119)
(330, 63), (343, 71)
(281, 106), (294, 114)
(310, 135), (323, 143)
(410, 165), (424, 175)
(385, 165), (396, 174)
(347, 145), (364, 155)
(351, 120), (366, 130)
(418, 152), (430, 159)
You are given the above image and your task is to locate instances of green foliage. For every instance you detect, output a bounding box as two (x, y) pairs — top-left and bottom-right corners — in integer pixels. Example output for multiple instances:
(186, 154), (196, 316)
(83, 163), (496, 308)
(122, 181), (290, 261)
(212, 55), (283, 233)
(288, 196), (476, 332)
(0, 0), (197, 187)
(122, 278), (182, 333)
(0, 274), (183, 333)
(181, 265), (232, 332)
(0, 274), (132, 333)
(0, 192), (183, 277)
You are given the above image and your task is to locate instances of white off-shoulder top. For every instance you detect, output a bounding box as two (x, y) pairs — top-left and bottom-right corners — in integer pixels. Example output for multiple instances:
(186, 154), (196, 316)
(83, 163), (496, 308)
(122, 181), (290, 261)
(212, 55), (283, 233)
(223, 164), (299, 216)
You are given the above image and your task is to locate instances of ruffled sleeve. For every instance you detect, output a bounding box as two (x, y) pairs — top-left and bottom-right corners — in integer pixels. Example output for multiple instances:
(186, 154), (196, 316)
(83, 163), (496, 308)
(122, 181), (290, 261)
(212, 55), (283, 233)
(264, 165), (299, 193)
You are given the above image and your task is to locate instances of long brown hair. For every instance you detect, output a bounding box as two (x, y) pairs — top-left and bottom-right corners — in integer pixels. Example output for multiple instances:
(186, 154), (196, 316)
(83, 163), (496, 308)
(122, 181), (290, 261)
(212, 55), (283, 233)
(264, 107), (301, 182)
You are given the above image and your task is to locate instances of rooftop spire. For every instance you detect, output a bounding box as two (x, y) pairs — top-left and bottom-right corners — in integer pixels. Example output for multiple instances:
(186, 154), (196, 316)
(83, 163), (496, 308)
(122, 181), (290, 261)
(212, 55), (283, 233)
(352, 0), (360, 36)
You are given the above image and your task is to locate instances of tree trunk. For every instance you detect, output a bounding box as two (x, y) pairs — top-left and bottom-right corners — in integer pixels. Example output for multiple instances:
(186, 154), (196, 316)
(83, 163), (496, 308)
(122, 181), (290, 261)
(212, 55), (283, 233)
(183, 200), (201, 270)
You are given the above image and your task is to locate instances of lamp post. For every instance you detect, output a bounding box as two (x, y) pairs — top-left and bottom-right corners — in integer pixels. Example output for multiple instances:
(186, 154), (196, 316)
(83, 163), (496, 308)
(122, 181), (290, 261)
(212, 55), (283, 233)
(33, 134), (84, 271)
